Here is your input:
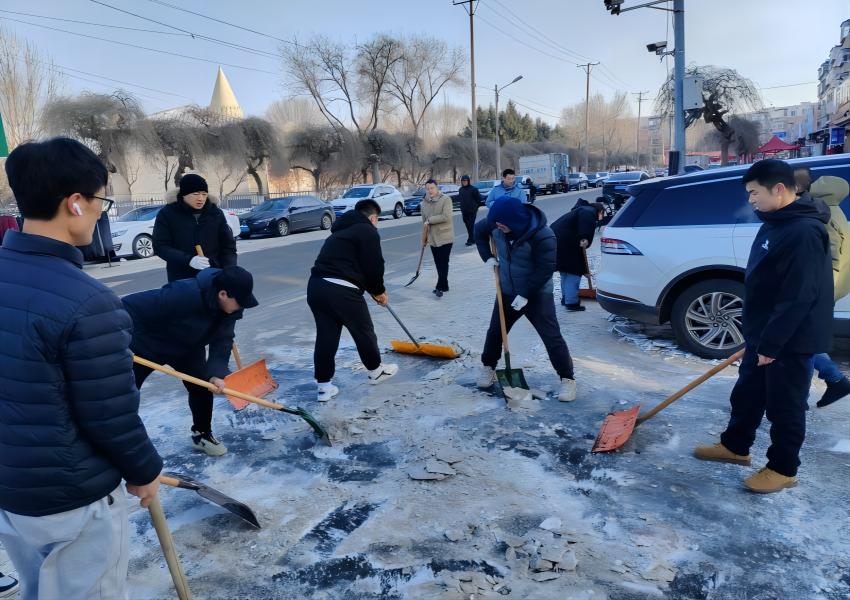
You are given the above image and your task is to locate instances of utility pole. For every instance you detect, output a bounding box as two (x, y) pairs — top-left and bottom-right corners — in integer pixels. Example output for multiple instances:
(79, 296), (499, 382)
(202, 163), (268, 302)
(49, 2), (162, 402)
(494, 75), (523, 176)
(577, 62), (599, 174)
(672, 0), (685, 174)
(633, 91), (648, 169)
(455, 0), (479, 182)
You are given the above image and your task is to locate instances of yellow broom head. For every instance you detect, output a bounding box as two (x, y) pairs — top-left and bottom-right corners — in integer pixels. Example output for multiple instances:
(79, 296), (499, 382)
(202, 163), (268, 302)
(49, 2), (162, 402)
(390, 339), (462, 359)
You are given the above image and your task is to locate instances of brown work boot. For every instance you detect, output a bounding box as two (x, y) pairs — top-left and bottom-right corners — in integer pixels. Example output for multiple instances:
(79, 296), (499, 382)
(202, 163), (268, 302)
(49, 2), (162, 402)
(744, 467), (797, 494)
(693, 442), (751, 465)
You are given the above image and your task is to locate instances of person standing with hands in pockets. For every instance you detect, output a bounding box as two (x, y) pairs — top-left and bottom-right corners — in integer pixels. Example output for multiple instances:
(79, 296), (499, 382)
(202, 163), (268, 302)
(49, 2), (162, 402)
(421, 179), (455, 298)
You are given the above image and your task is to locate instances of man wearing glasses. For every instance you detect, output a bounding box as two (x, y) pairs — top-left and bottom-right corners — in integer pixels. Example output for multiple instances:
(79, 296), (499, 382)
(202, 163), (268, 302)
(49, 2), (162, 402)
(0, 137), (163, 598)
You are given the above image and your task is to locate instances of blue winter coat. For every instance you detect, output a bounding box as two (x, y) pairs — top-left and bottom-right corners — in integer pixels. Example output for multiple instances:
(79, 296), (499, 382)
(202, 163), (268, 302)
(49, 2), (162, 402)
(486, 182), (526, 208)
(122, 269), (244, 379)
(0, 232), (163, 517)
(474, 204), (556, 298)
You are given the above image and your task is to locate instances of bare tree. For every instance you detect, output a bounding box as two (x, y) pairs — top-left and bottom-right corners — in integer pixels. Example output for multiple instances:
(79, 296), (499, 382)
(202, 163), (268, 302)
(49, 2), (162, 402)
(265, 97), (324, 133)
(655, 65), (762, 165)
(0, 26), (63, 149)
(287, 125), (345, 190)
(146, 118), (197, 191)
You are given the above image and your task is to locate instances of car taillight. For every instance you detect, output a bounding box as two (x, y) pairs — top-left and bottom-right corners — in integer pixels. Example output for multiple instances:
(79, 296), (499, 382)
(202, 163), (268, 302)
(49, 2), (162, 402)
(601, 238), (643, 255)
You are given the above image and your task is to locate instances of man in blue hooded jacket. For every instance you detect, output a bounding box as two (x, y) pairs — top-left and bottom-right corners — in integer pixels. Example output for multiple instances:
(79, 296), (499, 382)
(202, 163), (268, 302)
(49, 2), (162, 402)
(486, 168), (527, 208)
(474, 196), (576, 401)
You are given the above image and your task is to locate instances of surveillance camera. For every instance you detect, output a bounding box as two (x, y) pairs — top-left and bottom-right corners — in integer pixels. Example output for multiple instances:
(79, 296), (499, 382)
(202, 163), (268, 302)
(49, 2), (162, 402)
(646, 41), (667, 53)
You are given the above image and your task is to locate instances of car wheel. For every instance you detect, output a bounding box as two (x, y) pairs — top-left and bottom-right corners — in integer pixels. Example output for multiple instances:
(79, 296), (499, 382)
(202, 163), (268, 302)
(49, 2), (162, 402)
(393, 203), (403, 219)
(275, 219), (290, 237)
(320, 214), (332, 230)
(132, 234), (154, 259)
(671, 279), (745, 359)
(239, 232), (252, 239)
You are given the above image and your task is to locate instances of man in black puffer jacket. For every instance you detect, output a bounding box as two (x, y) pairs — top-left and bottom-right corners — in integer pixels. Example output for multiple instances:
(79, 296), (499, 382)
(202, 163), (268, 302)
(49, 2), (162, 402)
(0, 138), (162, 599)
(153, 173), (237, 282)
(458, 174), (483, 245)
(551, 199), (605, 311)
(124, 266), (258, 457)
(474, 196), (577, 402)
(694, 159), (832, 494)
(308, 200), (398, 401)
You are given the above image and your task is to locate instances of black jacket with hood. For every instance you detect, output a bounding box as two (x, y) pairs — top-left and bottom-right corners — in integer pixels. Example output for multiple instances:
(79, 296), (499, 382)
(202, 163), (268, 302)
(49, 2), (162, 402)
(743, 194), (833, 358)
(311, 209), (386, 296)
(153, 190), (237, 282)
(550, 199), (598, 275)
(458, 184), (483, 214)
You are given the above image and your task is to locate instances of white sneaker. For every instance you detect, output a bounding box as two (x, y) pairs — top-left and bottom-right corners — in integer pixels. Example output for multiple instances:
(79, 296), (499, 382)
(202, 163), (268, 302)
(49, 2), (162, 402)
(558, 378), (576, 402)
(191, 429), (228, 456)
(477, 366), (497, 389)
(317, 381), (339, 402)
(0, 572), (19, 598)
(368, 363), (398, 384)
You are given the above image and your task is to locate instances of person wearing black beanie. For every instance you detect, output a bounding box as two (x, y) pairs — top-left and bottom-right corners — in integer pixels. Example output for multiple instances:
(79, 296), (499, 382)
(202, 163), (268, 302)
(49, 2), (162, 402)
(458, 175), (483, 245)
(153, 173), (237, 282)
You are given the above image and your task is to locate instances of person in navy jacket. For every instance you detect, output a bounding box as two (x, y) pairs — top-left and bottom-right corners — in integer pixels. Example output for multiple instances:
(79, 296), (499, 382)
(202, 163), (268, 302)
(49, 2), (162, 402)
(0, 138), (162, 599)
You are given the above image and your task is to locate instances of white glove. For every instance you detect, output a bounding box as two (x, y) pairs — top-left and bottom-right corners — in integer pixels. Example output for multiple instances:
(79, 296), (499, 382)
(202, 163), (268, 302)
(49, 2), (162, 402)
(485, 257), (499, 268)
(511, 295), (528, 311)
(189, 256), (210, 270)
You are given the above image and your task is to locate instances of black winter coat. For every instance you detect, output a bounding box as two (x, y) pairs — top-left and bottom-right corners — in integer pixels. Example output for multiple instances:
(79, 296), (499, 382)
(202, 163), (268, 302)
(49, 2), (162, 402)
(458, 184), (483, 214)
(0, 232), (162, 517)
(550, 202), (597, 275)
(744, 195), (833, 358)
(474, 204), (556, 298)
(311, 210), (386, 296)
(122, 269), (244, 380)
(153, 195), (237, 282)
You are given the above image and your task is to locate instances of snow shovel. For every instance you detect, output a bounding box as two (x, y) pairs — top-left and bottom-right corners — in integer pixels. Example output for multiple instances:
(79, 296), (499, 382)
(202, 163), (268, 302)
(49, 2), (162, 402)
(195, 245), (278, 406)
(578, 247), (597, 300)
(148, 496), (192, 600)
(160, 473), (260, 529)
(133, 356), (332, 446)
(592, 349), (745, 453)
(404, 230), (428, 287)
(385, 303), (460, 359)
(489, 239), (528, 390)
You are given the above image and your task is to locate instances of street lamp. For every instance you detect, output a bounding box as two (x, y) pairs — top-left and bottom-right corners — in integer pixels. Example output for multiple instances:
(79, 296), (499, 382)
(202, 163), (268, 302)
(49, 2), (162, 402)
(495, 75), (523, 176)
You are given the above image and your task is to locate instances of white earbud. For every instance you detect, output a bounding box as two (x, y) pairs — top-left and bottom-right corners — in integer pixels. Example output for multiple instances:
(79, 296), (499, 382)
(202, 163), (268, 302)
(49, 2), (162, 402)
(72, 202), (83, 216)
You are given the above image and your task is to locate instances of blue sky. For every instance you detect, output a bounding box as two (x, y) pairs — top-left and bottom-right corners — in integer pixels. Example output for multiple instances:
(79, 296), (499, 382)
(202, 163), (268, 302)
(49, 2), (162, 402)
(1, 0), (847, 121)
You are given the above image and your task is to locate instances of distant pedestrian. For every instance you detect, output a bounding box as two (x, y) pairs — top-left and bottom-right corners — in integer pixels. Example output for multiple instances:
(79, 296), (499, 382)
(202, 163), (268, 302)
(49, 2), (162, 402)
(458, 174), (482, 246)
(308, 199), (398, 402)
(0, 137), (162, 599)
(487, 168), (526, 208)
(474, 195), (577, 402)
(793, 166), (812, 197)
(551, 200), (606, 311)
(809, 175), (850, 408)
(124, 266), (259, 457)
(694, 159), (832, 494)
(153, 173), (237, 282)
(528, 178), (537, 203)
(421, 179), (455, 297)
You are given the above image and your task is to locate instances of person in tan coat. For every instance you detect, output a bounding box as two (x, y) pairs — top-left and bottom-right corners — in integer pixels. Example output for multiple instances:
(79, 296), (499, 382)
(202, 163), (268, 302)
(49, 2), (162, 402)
(420, 179), (455, 297)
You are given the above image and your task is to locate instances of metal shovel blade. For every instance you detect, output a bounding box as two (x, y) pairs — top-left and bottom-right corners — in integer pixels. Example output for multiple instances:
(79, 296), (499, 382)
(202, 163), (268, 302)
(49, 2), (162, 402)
(162, 473), (261, 529)
(496, 368), (529, 391)
(592, 405), (641, 453)
(223, 359), (278, 411)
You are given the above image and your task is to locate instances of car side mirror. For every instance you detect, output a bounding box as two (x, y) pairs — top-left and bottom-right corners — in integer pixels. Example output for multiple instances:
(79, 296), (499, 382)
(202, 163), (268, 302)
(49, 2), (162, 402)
(289, 206), (297, 212)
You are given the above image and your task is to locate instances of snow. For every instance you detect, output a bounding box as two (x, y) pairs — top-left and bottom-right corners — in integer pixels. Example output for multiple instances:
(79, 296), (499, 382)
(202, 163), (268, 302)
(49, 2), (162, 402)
(119, 247), (849, 598)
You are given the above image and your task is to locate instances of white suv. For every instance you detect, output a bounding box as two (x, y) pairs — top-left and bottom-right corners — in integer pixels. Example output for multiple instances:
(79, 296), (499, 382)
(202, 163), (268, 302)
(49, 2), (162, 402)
(596, 155), (850, 359)
(332, 184), (406, 219)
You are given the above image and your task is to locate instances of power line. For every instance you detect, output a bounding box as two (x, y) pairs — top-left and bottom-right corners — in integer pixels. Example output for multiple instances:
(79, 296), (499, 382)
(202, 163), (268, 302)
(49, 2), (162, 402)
(760, 81), (818, 90)
(475, 12), (579, 66)
(507, 98), (561, 120)
(0, 9), (186, 36)
(0, 15), (277, 74)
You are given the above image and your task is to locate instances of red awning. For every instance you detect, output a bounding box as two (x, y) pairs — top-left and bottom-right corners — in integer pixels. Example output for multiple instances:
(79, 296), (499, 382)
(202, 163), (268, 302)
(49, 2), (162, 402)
(757, 135), (800, 153)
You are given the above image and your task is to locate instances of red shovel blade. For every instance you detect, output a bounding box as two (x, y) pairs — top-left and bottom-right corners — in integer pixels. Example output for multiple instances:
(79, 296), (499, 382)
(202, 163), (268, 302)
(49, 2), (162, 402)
(592, 404), (641, 453)
(223, 359), (278, 411)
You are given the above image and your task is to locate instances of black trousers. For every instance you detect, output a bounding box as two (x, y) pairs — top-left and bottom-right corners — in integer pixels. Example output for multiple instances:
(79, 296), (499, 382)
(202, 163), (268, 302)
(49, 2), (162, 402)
(720, 351), (814, 477)
(481, 292), (574, 379)
(133, 348), (214, 433)
(430, 243), (453, 292)
(461, 209), (478, 242)
(307, 276), (381, 383)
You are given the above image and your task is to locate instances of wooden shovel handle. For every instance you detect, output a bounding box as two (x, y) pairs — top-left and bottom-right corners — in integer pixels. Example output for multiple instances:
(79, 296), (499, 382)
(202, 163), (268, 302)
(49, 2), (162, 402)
(133, 355), (286, 412)
(194, 245), (204, 257)
(582, 247), (595, 292)
(231, 343), (243, 370)
(636, 349), (745, 425)
(489, 238), (510, 356)
(148, 496), (192, 600)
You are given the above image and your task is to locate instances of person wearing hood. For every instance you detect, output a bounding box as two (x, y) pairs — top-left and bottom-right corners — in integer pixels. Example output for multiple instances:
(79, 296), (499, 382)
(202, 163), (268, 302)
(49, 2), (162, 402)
(486, 168), (526, 208)
(458, 174), (483, 246)
(551, 199), (606, 311)
(421, 179), (455, 297)
(808, 175), (850, 408)
(124, 266), (259, 457)
(153, 173), (237, 282)
(694, 159), (833, 494)
(308, 199), (398, 402)
(473, 196), (577, 402)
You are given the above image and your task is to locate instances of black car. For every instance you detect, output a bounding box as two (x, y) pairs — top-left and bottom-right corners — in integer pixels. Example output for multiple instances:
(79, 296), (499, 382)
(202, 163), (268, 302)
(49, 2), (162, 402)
(239, 195), (334, 238)
(602, 171), (651, 208)
(403, 184), (462, 215)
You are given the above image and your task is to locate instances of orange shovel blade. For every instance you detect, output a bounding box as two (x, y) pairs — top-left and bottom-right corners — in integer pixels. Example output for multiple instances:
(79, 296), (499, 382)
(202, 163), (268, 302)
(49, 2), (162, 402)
(390, 339), (461, 359)
(223, 359), (278, 411)
(578, 288), (597, 300)
(592, 404), (641, 453)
